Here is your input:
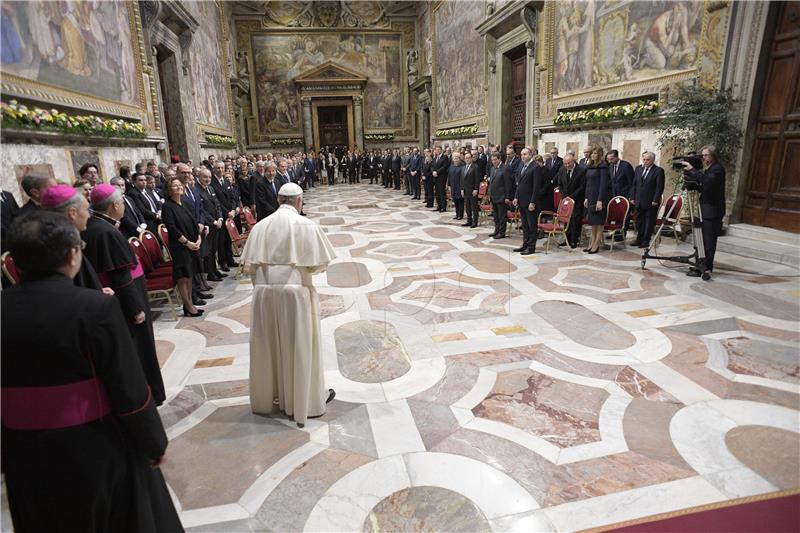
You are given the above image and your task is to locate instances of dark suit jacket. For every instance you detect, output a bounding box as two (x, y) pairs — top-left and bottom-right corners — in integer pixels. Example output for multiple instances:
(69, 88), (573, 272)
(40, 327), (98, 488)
(181, 185), (205, 226)
(408, 154), (423, 174)
(461, 162), (482, 195)
(197, 185), (222, 226)
(688, 161), (726, 219)
(557, 164), (587, 207)
(126, 188), (158, 230)
(391, 155), (401, 174)
(609, 159), (634, 199)
(630, 164), (665, 208)
(489, 164), (514, 203)
(507, 156), (523, 185)
(477, 153), (488, 178)
(211, 175), (233, 212)
(515, 163), (535, 204)
(254, 176), (280, 220)
(546, 156), (563, 179)
(120, 195), (144, 238)
(431, 154), (450, 180)
(532, 165), (553, 210)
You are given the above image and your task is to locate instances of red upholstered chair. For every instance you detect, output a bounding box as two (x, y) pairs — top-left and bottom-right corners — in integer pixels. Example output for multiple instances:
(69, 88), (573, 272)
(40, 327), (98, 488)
(241, 207), (257, 232)
(537, 197), (575, 253)
(140, 230), (172, 267)
(1, 252), (21, 285)
(506, 204), (520, 234)
(477, 181), (491, 225)
(553, 188), (562, 208)
(157, 224), (172, 261)
(477, 180), (488, 200)
(655, 194), (684, 245)
(225, 218), (247, 257)
(603, 196), (630, 251)
(129, 238), (179, 321)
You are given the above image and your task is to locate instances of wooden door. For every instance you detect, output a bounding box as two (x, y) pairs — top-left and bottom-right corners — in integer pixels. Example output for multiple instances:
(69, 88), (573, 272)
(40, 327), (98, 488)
(318, 106), (349, 149)
(741, 2), (800, 232)
(511, 56), (527, 144)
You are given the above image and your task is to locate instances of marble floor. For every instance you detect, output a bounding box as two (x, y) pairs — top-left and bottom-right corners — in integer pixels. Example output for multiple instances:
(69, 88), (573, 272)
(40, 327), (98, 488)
(151, 184), (799, 532)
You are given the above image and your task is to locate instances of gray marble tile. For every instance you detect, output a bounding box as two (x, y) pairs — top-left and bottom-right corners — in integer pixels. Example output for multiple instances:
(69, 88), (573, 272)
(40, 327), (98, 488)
(407, 399), (460, 450)
(328, 404), (379, 458)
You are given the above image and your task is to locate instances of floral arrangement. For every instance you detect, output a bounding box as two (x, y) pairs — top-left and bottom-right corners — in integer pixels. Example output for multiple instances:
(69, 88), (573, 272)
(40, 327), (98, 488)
(553, 100), (660, 126)
(1, 100), (146, 138)
(270, 137), (303, 146)
(435, 124), (479, 139)
(206, 134), (238, 146)
(364, 133), (395, 141)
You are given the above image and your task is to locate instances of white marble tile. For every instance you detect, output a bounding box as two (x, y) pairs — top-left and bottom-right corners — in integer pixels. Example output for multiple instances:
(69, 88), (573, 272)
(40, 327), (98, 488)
(186, 364), (249, 386)
(540, 476), (727, 532)
(179, 503), (250, 529)
(303, 455), (411, 532)
(382, 357), (447, 402)
(367, 400), (426, 458)
(631, 361), (719, 405)
(464, 417), (560, 464)
(452, 368), (497, 410)
(489, 510), (557, 533)
(703, 467), (778, 499)
(165, 402), (217, 440)
(404, 452), (540, 518)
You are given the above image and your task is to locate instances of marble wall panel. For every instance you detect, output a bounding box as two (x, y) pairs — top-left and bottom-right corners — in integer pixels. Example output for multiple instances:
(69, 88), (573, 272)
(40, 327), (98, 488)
(538, 126), (661, 167)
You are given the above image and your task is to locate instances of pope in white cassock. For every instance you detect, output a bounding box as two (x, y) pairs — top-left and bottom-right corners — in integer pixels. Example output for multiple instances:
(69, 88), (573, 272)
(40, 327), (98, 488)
(240, 182), (336, 427)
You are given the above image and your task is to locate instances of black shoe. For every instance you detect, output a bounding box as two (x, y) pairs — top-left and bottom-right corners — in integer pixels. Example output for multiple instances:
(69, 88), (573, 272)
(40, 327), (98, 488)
(192, 298), (207, 306)
(583, 248), (591, 252)
(513, 246), (526, 252)
(493, 234), (506, 239)
(587, 248), (600, 254)
(215, 271), (228, 278)
(219, 265), (230, 272)
(638, 243), (649, 249)
(456, 217), (463, 220)
(520, 249), (536, 256)
(326, 388), (336, 403)
(453, 216), (460, 220)
(183, 307), (204, 317)
(569, 244), (578, 249)
(470, 224), (478, 228)
(197, 292), (214, 299)
(631, 241), (642, 247)
(488, 233), (497, 238)
(558, 242), (567, 247)
(461, 222), (471, 226)
(206, 274), (223, 282)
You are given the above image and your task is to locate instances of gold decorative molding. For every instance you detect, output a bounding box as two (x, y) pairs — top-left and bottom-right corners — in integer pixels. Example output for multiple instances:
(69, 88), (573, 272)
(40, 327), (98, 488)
(1, 2), (147, 122)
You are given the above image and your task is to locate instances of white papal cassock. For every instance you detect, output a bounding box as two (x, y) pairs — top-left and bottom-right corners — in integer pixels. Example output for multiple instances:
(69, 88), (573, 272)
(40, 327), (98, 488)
(240, 202), (336, 425)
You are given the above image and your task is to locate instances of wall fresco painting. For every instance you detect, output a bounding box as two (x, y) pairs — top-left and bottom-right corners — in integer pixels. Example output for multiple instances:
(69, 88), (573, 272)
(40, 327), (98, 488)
(433, 0), (485, 126)
(184, 1), (232, 132)
(553, 0), (704, 97)
(0, 1), (139, 107)
(251, 32), (402, 134)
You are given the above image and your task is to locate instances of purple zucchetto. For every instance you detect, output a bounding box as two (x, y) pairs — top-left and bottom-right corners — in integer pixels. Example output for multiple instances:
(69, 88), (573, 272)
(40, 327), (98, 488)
(40, 184), (80, 209)
(90, 183), (117, 206)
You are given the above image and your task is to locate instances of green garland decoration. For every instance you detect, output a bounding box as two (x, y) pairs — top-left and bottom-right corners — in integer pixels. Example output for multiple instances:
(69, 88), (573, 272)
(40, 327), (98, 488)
(553, 100), (660, 126)
(270, 138), (304, 146)
(1, 99), (146, 138)
(364, 133), (395, 141)
(435, 124), (478, 138)
(206, 134), (237, 146)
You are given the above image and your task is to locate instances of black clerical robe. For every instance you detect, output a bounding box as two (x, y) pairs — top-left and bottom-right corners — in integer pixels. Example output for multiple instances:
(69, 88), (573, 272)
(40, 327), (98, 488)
(1, 274), (183, 533)
(82, 214), (166, 405)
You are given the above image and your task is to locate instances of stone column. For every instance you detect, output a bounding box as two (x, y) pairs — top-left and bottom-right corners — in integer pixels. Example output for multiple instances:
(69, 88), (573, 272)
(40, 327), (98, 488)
(352, 96), (364, 151)
(301, 97), (313, 151)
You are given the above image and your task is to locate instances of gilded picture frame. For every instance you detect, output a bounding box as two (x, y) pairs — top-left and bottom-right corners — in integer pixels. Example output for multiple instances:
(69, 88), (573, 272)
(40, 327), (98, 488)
(0, 1), (148, 121)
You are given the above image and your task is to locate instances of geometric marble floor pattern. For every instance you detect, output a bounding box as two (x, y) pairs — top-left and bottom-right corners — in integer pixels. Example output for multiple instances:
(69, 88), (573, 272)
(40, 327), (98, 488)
(151, 183), (800, 532)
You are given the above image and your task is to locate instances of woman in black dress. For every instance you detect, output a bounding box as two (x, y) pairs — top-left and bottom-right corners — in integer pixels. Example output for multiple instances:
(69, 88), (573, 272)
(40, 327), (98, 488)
(583, 145), (610, 254)
(161, 177), (203, 317)
(422, 149), (434, 207)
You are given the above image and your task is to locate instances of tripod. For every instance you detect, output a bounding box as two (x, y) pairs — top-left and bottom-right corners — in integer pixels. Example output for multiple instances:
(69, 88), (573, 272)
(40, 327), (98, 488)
(641, 186), (710, 280)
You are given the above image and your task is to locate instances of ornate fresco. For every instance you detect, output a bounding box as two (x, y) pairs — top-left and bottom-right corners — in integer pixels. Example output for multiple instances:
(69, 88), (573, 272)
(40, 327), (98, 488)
(433, 0), (486, 127)
(258, 1), (390, 29)
(184, 1), (233, 134)
(251, 32), (403, 134)
(0, 1), (143, 117)
(553, 0), (704, 98)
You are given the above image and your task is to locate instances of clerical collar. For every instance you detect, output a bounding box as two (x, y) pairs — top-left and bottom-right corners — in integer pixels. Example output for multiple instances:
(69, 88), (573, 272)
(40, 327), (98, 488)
(278, 204), (298, 214)
(93, 212), (120, 228)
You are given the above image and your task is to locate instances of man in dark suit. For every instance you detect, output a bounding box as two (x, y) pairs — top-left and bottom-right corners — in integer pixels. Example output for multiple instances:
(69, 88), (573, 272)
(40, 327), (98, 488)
(391, 149), (402, 190)
(513, 148), (537, 255)
(476, 146), (488, 180)
(197, 168), (225, 281)
(546, 147), (564, 185)
(683, 145), (726, 276)
(431, 146), (450, 212)
(461, 151), (482, 228)
(304, 152), (317, 188)
(607, 149), (635, 240)
(126, 173), (160, 233)
(111, 177), (146, 238)
(556, 154), (586, 248)
(368, 151), (378, 184)
(579, 147), (592, 167)
(488, 152), (514, 239)
(630, 151), (665, 248)
(506, 145), (522, 186)
(407, 148), (423, 199)
(380, 150), (390, 188)
(18, 175), (56, 217)
(211, 162), (236, 270)
(348, 152), (358, 184)
(254, 162), (280, 221)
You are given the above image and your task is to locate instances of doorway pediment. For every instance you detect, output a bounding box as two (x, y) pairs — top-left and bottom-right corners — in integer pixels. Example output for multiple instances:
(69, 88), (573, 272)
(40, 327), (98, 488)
(294, 61), (368, 91)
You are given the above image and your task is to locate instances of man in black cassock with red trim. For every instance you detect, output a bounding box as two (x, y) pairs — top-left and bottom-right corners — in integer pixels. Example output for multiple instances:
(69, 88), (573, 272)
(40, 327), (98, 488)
(82, 184), (166, 405)
(1, 211), (182, 532)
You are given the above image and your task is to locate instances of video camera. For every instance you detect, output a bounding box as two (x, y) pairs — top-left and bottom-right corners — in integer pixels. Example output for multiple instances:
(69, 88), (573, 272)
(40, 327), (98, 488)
(670, 153), (703, 191)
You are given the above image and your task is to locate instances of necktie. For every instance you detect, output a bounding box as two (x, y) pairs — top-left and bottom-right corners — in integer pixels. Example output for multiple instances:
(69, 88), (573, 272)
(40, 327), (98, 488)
(642, 167), (649, 181)
(187, 187), (195, 203)
(568, 169), (572, 184)
(125, 197), (143, 225)
(144, 191), (157, 212)
(271, 180), (277, 196)
(465, 164), (470, 174)
(613, 164), (618, 178)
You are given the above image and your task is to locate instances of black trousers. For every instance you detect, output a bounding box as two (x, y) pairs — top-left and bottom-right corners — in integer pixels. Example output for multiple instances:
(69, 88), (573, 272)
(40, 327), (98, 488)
(411, 174), (421, 199)
(216, 223), (234, 267)
(394, 171), (401, 189)
(702, 217), (722, 272)
(435, 177), (447, 210)
(567, 210), (583, 247)
(204, 226), (219, 274)
(492, 202), (508, 236)
(520, 205), (537, 250)
(424, 177), (434, 206)
(635, 204), (658, 244)
(404, 172), (411, 194)
(464, 194), (479, 224)
(327, 166), (335, 185)
(453, 198), (464, 219)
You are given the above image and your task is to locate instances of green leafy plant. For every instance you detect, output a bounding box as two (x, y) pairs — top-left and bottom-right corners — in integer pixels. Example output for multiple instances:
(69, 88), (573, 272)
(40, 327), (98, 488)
(553, 100), (659, 126)
(206, 134), (238, 146)
(364, 133), (395, 141)
(1, 100), (146, 138)
(270, 138), (303, 146)
(435, 124), (478, 139)
(655, 85), (742, 165)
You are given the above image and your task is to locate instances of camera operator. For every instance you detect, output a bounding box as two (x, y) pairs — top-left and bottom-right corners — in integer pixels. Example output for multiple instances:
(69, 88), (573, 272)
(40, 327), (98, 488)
(681, 144), (725, 277)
